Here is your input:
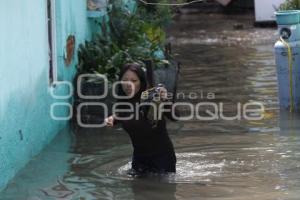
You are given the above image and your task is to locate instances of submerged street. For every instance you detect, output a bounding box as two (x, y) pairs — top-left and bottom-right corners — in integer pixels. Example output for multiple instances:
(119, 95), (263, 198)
(2, 12), (300, 200)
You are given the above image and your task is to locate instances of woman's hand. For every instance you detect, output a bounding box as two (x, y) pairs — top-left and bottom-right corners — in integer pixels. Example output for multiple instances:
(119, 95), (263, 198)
(105, 115), (115, 127)
(158, 86), (168, 101)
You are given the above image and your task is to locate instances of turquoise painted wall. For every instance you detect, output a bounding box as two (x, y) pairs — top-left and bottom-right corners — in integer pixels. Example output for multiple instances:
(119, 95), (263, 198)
(0, 0), (92, 191)
(0, 127), (73, 199)
(0, 0), (137, 192)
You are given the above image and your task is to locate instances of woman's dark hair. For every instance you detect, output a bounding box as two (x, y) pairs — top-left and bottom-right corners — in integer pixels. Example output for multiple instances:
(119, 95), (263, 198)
(116, 63), (147, 101)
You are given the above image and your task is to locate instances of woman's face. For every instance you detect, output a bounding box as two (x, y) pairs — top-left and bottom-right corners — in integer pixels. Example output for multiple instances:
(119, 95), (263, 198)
(121, 70), (141, 97)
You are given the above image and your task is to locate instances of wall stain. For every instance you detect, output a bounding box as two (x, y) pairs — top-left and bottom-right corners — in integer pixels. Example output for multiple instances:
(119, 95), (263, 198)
(18, 130), (23, 141)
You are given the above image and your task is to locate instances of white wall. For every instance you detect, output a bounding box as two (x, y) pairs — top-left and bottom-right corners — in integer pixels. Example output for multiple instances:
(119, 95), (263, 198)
(255, 0), (285, 22)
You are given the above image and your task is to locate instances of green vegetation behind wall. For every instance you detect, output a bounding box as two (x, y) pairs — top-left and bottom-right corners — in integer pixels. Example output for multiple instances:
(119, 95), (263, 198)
(77, 0), (178, 83)
(279, 0), (300, 10)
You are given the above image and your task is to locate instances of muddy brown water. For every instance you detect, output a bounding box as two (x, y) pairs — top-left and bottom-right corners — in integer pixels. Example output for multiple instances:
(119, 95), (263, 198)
(1, 13), (300, 200)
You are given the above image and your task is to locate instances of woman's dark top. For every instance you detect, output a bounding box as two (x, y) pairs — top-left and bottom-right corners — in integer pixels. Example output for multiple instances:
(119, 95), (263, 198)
(114, 93), (176, 174)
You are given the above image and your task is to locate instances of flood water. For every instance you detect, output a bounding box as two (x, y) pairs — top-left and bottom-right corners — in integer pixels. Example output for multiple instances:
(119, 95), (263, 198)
(2, 13), (300, 200)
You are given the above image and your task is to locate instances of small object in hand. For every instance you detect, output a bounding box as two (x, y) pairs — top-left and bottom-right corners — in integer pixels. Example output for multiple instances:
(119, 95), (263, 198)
(140, 84), (166, 128)
(141, 83), (165, 103)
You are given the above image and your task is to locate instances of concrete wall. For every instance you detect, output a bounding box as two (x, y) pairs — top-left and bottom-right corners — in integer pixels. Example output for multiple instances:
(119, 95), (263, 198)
(0, 0), (92, 191)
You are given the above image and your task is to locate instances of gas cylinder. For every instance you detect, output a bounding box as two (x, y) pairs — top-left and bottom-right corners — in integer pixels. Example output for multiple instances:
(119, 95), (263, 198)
(274, 10), (300, 112)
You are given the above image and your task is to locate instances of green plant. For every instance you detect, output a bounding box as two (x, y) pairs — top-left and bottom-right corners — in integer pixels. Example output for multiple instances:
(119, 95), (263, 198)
(77, 0), (176, 83)
(136, 0), (183, 27)
(279, 0), (300, 10)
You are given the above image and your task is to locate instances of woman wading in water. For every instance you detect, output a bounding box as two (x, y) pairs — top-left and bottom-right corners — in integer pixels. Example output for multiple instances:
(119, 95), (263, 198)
(105, 63), (177, 175)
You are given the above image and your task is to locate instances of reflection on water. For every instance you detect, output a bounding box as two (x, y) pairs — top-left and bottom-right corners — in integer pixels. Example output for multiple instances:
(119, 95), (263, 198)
(2, 13), (300, 200)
